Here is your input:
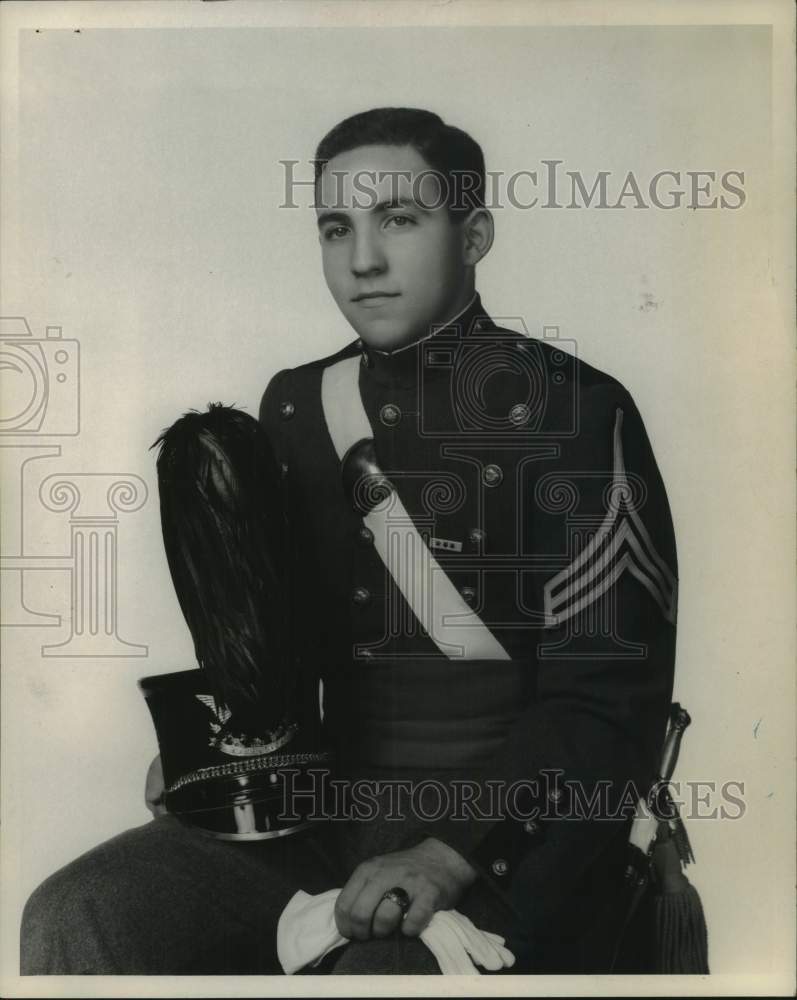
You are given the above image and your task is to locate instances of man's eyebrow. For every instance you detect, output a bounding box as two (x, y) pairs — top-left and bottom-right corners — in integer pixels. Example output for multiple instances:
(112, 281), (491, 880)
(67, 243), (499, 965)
(316, 196), (430, 228)
(373, 196), (428, 214)
(316, 210), (351, 229)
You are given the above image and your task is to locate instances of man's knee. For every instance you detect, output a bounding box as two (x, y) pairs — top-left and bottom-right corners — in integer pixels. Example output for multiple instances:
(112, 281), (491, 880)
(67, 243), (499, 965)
(20, 815), (341, 974)
(21, 851), (120, 974)
(20, 816), (192, 974)
(330, 935), (439, 975)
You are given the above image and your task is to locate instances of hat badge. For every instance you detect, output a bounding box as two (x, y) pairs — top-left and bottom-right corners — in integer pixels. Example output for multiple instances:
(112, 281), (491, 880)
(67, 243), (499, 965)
(195, 695), (297, 757)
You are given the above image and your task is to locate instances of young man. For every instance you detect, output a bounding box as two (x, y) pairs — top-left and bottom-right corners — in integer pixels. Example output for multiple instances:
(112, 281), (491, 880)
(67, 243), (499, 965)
(21, 107), (678, 975)
(257, 107), (678, 971)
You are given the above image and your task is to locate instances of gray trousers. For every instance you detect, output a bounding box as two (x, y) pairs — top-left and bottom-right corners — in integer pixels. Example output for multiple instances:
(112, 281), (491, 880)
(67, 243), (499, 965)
(21, 813), (519, 975)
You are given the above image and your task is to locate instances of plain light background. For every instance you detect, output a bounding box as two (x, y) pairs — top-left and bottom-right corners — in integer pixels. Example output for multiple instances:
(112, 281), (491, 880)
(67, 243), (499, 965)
(1, 2), (794, 996)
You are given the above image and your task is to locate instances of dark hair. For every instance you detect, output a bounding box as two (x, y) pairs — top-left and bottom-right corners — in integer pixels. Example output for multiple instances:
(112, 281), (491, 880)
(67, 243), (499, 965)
(314, 107), (485, 217)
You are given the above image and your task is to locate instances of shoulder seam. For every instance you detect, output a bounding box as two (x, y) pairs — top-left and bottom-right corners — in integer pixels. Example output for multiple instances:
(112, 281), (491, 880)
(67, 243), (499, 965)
(290, 339), (361, 374)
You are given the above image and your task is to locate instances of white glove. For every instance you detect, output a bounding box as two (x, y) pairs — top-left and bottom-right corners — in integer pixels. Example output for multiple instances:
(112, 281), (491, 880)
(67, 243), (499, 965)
(276, 887), (515, 975)
(277, 889), (346, 974)
(421, 909), (515, 974)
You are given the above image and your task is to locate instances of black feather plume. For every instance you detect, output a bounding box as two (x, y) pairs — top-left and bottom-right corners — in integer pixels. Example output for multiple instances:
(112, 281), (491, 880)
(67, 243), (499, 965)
(151, 403), (290, 732)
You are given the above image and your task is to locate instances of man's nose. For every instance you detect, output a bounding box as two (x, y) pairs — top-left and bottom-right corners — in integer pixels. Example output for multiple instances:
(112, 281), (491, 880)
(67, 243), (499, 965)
(350, 229), (386, 277)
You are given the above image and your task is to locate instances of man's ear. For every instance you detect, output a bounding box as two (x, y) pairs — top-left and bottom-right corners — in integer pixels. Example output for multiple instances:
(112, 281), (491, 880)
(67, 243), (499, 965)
(461, 207), (494, 266)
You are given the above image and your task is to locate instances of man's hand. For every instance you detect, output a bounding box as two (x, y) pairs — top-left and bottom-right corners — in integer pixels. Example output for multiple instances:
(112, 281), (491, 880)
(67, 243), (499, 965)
(145, 754), (167, 817)
(334, 837), (477, 941)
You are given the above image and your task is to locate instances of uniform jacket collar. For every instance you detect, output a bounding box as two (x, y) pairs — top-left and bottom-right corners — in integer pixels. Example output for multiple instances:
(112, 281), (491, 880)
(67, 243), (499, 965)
(357, 293), (497, 388)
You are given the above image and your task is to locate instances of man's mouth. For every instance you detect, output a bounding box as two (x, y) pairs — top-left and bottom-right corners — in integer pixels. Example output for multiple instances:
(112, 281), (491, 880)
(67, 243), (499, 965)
(351, 292), (401, 303)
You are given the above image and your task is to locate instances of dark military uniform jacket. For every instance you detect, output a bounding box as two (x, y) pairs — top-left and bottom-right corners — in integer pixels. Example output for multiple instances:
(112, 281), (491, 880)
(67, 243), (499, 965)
(259, 294), (677, 970)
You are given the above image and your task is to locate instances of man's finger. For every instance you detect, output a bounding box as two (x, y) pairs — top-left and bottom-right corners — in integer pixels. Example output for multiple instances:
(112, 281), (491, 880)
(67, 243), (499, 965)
(400, 889), (436, 938)
(345, 873), (407, 941)
(371, 895), (406, 939)
(334, 864), (372, 939)
(145, 755), (167, 817)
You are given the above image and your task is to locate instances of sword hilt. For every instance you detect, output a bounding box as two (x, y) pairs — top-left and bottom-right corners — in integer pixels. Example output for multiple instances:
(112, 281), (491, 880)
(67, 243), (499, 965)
(659, 702), (691, 782)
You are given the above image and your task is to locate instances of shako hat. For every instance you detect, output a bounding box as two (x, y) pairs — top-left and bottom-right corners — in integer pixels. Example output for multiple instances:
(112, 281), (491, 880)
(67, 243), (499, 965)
(139, 668), (328, 839)
(143, 404), (328, 840)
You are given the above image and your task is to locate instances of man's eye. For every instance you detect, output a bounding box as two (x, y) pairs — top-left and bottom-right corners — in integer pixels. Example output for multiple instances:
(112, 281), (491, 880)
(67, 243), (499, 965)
(384, 215), (414, 229)
(323, 226), (350, 241)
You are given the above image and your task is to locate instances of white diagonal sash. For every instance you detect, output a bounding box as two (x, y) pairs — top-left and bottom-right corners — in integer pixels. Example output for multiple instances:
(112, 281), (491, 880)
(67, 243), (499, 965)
(321, 356), (509, 660)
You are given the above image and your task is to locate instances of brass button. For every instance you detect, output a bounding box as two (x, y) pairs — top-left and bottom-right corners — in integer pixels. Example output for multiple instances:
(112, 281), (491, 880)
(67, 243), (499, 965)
(358, 525), (374, 546)
(548, 787), (563, 803)
(474, 319), (488, 332)
(352, 586), (371, 606)
(491, 858), (509, 877)
(380, 403), (402, 427)
(509, 403), (531, 426)
(460, 585), (476, 606)
(482, 464), (503, 487)
(357, 648), (374, 660)
(279, 401), (295, 420)
(469, 528), (486, 547)
(523, 819), (540, 835)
